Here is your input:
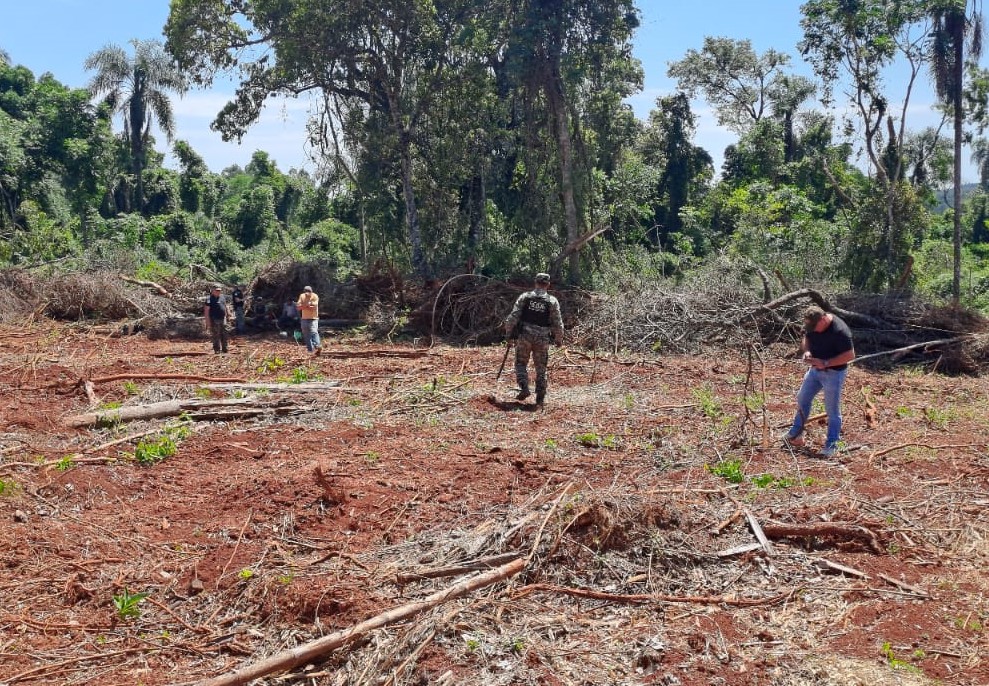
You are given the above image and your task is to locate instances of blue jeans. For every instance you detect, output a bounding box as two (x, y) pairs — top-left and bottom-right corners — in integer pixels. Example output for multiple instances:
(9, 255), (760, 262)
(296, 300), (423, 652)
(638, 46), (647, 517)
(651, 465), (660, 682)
(787, 367), (848, 449)
(301, 318), (320, 351)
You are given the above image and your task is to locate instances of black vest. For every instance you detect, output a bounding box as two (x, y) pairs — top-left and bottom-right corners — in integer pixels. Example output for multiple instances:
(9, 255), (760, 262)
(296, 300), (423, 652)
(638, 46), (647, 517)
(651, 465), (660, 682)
(207, 294), (226, 320)
(520, 295), (551, 327)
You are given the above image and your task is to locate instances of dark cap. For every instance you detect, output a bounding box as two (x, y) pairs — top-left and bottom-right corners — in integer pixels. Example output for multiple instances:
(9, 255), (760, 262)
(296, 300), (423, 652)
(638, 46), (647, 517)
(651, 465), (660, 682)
(534, 272), (551, 284)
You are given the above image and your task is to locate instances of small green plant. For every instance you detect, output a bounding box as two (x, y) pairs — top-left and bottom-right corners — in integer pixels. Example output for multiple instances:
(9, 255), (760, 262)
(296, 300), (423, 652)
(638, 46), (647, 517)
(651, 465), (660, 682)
(100, 400), (123, 410)
(256, 355), (286, 374)
(123, 381), (139, 395)
(346, 398), (362, 406)
(465, 636), (481, 652)
(134, 425), (189, 467)
(194, 386), (211, 399)
(743, 392), (766, 413)
(924, 406), (955, 429)
(574, 432), (618, 449)
(544, 438), (558, 449)
(692, 386), (722, 419)
(237, 569), (255, 580)
(55, 455), (76, 471)
(509, 637), (525, 653)
(363, 451), (380, 464)
(232, 389), (246, 399)
(750, 473), (775, 488)
(575, 432), (601, 447)
(290, 367), (310, 384)
(277, 574), (294, 585)
(895, 406), (914, 418)
(880, 641), (922, 674)
(113, 588), (150, 620)
(621, 393), (635, 410)
(953, 616), (983, 631)
(707, 459), (745, 484)
(0, 478), (21, 496)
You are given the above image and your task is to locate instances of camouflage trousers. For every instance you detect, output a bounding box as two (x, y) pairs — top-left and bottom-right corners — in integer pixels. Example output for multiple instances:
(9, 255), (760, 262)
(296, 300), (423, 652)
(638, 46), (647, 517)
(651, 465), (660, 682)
(514, 335), (550, 394)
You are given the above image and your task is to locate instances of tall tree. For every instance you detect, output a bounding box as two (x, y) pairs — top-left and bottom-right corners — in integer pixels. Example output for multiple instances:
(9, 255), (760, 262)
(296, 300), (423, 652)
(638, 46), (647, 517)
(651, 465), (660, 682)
(929, 0), (983, 302)
(84, 39), (184, 214)
(637, 93), (712, 245)
(502, 0), (639, 284)
(165, 0), (476, 279)
(667, 37), (797, 134)
(800, 0), (932, 289)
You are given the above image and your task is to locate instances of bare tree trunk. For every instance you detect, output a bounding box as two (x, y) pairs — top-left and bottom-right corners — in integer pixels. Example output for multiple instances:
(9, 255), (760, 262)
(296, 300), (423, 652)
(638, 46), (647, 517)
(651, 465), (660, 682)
(398, 130), (429, 279)
(545, 63), (581, 286)
(952, 33), (964, 305)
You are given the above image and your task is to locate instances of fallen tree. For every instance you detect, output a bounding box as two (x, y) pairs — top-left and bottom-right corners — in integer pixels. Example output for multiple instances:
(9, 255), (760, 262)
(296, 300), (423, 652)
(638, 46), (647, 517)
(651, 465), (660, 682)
(62, 397), (297, 428)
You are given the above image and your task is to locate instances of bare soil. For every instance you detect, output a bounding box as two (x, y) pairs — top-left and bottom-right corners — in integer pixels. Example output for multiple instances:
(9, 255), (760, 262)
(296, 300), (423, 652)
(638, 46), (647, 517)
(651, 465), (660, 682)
(1, 323), (987, 686)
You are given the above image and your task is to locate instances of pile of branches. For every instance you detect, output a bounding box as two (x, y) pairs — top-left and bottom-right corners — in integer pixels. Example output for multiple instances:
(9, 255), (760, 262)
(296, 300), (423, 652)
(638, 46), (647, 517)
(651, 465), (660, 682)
(0, 268), (40, 323)
(251, 258), (401, 321)
(416, 274), (592, 345)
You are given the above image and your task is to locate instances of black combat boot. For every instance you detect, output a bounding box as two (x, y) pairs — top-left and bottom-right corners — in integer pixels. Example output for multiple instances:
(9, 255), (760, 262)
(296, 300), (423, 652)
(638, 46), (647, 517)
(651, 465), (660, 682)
(516, 387), (531, 401)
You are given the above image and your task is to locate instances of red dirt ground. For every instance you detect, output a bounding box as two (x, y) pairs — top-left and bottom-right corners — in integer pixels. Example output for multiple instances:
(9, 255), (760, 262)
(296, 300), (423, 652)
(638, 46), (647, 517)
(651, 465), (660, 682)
(1, 322), (987, 686)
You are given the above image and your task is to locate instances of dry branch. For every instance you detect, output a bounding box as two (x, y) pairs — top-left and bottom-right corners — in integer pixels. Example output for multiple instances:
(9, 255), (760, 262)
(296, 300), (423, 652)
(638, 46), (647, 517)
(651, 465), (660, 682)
(203, 382), (342, 394)
(395, 552), (522, 585)
(120, 275), (170, 297)
(761, 522), (883, 554)
(515, 583), (793, 607)
(89, 373), (244, 384)
(196, 558), (526, 686)
(759, 288), (888, 329)
(852, 335), (977, 364)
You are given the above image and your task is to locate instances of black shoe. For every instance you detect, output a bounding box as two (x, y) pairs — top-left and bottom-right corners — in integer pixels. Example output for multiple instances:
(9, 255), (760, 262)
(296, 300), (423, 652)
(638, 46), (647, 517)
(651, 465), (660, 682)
(516, 388), (531, 401)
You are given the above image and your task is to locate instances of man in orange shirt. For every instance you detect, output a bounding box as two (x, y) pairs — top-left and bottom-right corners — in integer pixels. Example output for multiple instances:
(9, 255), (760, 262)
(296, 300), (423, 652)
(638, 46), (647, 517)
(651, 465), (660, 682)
(297, 285), (321, 354)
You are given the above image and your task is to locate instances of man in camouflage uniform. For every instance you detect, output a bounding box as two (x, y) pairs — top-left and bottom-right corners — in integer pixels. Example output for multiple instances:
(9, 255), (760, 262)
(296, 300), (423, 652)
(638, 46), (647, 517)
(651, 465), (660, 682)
(504, 272), (564, 406)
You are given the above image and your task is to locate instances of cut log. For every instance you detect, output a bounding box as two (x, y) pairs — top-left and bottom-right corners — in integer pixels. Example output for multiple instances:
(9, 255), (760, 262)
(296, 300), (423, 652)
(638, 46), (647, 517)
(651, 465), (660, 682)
(63, 398), (258, 428)
(197, 558), (525, 686)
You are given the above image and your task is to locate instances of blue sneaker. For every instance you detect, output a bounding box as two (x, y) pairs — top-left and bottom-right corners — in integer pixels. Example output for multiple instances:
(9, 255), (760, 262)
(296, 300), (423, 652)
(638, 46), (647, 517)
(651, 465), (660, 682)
(818, 445), (838, 458)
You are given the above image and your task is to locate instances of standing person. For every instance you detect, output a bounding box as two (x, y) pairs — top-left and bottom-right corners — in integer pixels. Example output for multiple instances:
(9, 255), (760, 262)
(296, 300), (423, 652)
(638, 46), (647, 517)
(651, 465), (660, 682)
(504, 272), (564, 406)
(231, 285), (246, 334)
(297, 285), (321, 354)
(782, 306), (856, 457)
(203, 284), (229, 354)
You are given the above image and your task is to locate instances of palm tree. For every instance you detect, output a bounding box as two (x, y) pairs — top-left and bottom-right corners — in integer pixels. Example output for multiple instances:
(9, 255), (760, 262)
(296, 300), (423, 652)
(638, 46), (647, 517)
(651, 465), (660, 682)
(930, 0), (983, 303)
(85, 39), (184, 213)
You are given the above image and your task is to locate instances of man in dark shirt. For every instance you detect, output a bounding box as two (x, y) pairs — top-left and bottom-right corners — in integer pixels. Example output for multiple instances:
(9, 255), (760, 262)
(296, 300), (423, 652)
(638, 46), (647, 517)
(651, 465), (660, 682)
(782, 306), (855, 457)
(203, 284), (229, 354)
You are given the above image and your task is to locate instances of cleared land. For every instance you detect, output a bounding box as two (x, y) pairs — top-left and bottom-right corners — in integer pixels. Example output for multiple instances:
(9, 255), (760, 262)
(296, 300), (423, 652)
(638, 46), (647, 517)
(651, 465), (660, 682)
(1, 323), (987, 685)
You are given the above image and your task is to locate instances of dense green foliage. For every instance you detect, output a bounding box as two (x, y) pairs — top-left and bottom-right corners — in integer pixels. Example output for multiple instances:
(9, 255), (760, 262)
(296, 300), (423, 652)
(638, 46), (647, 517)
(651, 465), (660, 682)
(1, 0), (988, 310)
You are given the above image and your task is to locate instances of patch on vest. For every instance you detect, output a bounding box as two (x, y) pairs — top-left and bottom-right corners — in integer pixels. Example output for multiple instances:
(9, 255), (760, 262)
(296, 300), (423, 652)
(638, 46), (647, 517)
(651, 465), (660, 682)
(521, 297), (551, 327)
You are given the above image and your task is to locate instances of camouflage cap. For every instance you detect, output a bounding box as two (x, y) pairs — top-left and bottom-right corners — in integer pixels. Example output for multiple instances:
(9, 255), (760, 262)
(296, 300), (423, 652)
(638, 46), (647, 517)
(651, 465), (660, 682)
(534, 272), (551, 284)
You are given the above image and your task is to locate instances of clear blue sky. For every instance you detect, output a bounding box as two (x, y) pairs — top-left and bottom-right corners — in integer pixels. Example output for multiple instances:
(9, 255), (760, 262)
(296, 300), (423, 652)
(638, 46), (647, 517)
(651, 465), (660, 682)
(0, 0), (966, 179)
